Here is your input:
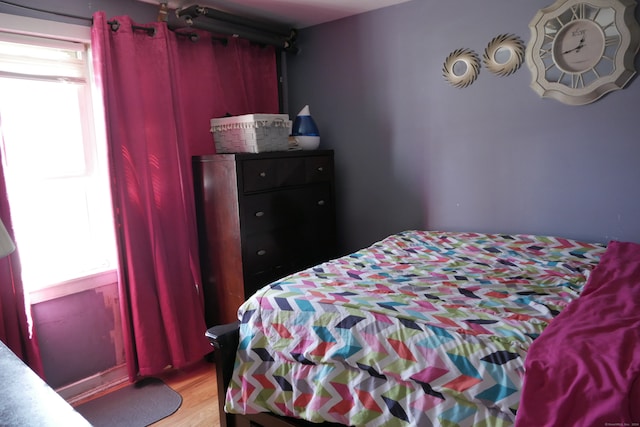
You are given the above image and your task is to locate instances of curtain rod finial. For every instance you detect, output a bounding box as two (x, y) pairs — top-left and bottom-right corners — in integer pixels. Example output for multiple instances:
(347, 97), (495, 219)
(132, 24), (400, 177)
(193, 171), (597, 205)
(157, 2), (169, 22)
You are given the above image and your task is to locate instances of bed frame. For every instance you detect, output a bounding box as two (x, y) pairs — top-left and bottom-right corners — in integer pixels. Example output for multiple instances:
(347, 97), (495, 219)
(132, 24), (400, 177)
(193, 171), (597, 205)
(206, 322), (345, 427)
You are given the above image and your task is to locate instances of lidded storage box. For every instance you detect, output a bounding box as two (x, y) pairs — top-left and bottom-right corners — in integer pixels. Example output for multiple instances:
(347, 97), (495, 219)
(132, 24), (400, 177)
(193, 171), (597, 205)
(210, 114), (292, 153)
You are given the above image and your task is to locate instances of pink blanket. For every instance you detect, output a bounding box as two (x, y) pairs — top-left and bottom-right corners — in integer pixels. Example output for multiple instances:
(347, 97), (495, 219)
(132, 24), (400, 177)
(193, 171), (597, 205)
(516, 240), (640, 426)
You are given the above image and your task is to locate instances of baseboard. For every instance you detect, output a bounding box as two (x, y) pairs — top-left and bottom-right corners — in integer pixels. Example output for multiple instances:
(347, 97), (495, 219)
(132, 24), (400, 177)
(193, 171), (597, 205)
(57, 364), (129, 405)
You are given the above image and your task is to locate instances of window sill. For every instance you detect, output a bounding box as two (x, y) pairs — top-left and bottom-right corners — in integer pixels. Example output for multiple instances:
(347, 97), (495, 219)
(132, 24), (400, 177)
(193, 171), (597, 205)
(29, 270), (118, 304)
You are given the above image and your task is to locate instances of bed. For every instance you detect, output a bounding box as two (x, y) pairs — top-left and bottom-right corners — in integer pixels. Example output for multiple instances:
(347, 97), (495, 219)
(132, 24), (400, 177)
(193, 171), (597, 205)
(206, 230), (640, 427)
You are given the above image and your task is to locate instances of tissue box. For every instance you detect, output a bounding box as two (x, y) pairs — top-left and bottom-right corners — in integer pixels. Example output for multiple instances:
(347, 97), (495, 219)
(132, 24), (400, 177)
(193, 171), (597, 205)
(210, 114), (292, 153)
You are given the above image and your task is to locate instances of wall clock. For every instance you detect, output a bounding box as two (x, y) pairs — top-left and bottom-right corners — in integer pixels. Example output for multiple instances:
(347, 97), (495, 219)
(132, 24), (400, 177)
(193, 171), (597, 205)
(526, 0), (640, 105)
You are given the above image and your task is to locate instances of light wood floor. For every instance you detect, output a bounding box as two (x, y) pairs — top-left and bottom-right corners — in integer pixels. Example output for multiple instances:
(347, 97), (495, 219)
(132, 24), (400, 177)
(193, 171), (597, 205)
(72, 359), (221, 427)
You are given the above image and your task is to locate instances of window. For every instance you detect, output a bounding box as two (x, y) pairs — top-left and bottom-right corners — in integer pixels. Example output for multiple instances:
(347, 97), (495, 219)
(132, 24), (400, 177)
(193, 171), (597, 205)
(0, 18), (117, 300)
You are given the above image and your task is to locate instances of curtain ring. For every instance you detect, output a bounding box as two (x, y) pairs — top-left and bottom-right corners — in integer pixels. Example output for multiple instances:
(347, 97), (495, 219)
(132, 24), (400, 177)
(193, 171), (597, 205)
(108, 20), (121, 32)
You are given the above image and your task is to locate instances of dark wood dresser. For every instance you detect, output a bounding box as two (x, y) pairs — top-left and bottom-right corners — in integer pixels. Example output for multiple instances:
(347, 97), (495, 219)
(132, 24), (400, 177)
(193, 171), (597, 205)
(193, 150), (337, 326)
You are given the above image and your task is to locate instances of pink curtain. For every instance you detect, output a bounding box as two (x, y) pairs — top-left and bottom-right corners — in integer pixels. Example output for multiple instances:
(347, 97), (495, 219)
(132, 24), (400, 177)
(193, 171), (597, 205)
(0, 153), (43, 376)
(91, 12), (279, 379)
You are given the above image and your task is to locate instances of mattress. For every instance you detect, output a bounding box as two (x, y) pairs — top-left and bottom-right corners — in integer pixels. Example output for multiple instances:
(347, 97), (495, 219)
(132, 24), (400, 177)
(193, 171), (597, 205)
(225, 230), (605, 426)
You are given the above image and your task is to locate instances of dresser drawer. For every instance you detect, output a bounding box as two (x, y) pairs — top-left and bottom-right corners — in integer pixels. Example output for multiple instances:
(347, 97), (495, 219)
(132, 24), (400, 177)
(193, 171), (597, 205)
(241, 184), (333, 234)
(242, 230), (298, 275)
(241, 188), (304, 232)
(299, 185), (334, 224)
(305, 155), (333, 183)
(241, 154), (333, 193)
(241, 159), (281, 192)
(242, 158), (304, 192)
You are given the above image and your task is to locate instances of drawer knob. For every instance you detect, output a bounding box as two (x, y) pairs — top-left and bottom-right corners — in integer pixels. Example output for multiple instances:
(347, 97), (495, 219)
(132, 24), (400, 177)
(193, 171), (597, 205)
(317, 167), (324, 172)
(259, 172), (267, 178)
(257, 249), (267, 256)
(255, 211), (265, 217)
(317, 200), (325, 206)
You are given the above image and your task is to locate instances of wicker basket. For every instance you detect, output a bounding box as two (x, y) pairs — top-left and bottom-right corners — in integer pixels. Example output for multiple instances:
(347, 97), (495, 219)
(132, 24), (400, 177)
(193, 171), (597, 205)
(210, 114), (292, 153)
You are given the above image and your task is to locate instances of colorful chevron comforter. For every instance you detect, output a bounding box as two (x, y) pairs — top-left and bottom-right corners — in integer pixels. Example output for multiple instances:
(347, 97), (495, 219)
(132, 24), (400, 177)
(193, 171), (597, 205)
(225, 230), (606, 426)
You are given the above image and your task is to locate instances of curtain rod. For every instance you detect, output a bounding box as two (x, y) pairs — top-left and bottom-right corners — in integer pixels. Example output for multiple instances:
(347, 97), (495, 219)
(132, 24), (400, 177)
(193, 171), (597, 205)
(0, 1), (273, 49)
(171, 29), (228, 45)
(174, 5), (298, 54)
(176, 4), (293, 38)
(108, 20), (156, 36)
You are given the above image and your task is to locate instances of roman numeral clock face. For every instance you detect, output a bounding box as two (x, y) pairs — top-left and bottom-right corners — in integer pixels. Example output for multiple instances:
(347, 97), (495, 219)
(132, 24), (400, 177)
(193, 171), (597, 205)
(525, 0), (640, 105)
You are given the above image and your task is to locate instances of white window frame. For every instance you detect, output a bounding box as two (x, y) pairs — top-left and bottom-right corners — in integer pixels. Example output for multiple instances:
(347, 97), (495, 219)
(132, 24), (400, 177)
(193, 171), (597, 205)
(0, 13), (90, 43)
(0, 13), (117, 303)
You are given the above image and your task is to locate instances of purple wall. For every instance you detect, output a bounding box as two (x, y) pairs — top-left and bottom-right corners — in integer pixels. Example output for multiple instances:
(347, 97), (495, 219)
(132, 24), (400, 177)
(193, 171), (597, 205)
(287, 0), (640, 253)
